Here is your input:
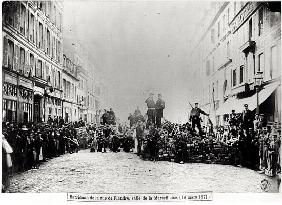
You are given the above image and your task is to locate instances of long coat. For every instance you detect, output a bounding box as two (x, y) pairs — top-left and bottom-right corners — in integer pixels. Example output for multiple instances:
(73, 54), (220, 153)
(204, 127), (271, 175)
(156, 99), (165, 118)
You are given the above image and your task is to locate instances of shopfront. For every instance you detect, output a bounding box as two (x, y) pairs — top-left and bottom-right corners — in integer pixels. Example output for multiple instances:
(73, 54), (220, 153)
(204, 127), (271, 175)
(2, 69), (34, 123)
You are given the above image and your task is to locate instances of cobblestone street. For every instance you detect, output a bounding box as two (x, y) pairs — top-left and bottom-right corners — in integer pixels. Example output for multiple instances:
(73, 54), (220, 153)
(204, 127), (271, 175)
(7, 150), (279, 193)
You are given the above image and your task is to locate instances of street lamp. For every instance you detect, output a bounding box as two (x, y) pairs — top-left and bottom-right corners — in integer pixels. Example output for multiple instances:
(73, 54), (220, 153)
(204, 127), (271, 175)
(254, 71), (263, 115)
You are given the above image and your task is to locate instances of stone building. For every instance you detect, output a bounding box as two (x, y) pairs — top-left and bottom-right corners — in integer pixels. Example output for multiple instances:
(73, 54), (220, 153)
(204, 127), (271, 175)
(2, 1), (64, 123)
(189, 2), (281, 126)
(62, 53), (79, 123)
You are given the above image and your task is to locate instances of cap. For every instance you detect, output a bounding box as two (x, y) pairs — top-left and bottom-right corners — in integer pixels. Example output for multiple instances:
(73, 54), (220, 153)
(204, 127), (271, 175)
(244, 104), (248, 107)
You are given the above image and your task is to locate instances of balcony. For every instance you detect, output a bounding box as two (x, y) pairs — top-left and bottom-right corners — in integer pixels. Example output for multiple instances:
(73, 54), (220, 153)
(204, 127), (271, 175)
(33, 76), (48, 88)
(240, 40), (255, 54)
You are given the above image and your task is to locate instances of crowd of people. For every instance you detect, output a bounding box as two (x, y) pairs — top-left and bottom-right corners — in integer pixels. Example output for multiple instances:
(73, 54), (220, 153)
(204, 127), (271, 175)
(2, 95), (281, 192)
(1, 118), (89, 192)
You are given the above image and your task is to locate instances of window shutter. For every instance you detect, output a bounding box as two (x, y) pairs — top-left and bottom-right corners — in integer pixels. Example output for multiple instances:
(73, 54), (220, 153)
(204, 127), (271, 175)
(3, 37), (8, 67)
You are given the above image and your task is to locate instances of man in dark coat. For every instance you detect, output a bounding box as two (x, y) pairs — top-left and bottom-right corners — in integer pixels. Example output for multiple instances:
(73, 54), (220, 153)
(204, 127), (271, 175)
(145, 93), (156, 127)
(155, 94), (165, 128)
(189, 102), (209, 135)
(108, 108), (116, 125)
(240, 104), (253, 134)
(128, 113), (134, 128)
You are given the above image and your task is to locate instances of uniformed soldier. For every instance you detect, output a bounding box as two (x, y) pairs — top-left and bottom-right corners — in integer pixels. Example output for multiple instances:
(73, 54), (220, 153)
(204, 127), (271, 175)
(189, 103), (209, 135)
(145, 93), (156, 127)
(240, 104), (253, 135)
(155, 94), (165, 128)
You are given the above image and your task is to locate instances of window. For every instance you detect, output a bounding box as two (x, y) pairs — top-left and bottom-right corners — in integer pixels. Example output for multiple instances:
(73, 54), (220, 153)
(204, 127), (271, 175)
(239, 65), (244, 84)
(19, 47), (25, 72)
(29, 13), (35, 43)
(258, 8), (263, 36)
(48, 2), (51, 16)
(39, 22), (43, 49)
(29, 53), (34, 76)
(249, 18), (252, 40)
(23, 102), (32, 123)
(258, 53), (264, 72)
(232, 69), (237, 87)
(58, 71), (61, 89)
(211, 28), (215, 43)
(3, 99), (17, 122)
(63, 79), (66, 98)
(36, 59), (43, 78)
(54, 5), (57, 25)
(47, 29), (50, 55)
(57, 41), (61, 62)
(4, 39), (14, 69)
(20, 4), (26, 35)
(270, 46), (278, 78)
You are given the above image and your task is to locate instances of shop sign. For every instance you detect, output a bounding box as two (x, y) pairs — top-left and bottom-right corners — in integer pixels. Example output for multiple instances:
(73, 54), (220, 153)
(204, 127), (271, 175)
(3, 82), (17, 97)
(231, 2), (261, 33)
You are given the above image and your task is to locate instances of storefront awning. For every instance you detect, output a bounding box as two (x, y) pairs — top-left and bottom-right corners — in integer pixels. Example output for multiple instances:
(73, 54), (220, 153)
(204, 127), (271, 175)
(216, 81), (280, 115)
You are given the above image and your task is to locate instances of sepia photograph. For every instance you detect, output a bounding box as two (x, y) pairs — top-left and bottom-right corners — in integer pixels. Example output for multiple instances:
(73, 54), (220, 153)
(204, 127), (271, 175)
(1, 0), (281, 199)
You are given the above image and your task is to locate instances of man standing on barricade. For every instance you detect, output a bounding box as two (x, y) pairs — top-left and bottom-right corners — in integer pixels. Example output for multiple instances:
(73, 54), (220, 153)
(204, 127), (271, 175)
(145, 93), (156, 128)
(189, 102), (209, 135)
(156, 94), (165, 128)
(240, 104), (254, 135)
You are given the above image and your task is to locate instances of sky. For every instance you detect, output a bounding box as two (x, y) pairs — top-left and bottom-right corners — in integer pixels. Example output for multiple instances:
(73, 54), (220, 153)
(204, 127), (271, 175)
(63, 0), (210, 123)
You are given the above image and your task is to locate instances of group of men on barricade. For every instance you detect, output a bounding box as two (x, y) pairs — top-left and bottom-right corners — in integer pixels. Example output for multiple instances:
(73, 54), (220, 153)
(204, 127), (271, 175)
(101, 108), (116, 125)
(133, 95), (281, 178)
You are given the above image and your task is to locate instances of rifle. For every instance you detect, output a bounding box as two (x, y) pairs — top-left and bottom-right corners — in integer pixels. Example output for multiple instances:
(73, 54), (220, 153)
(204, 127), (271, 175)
(188, 102), (194, 109)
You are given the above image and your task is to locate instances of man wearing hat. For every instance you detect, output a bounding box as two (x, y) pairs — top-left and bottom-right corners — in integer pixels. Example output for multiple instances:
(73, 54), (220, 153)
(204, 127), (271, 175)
(155, 94), (165, 128)
(189, 102), (209, 135)
(145, 93), (156, 127)
(240, 104), (253, 134)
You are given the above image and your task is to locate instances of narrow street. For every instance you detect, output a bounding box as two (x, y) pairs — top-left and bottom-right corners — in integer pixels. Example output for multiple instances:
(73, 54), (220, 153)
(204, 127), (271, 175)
(8, 150), (279, 193)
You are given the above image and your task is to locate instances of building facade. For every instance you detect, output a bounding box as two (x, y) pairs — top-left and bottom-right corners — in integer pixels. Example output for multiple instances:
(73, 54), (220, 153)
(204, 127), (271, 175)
(190, 1), (281, 126)
(62, 53), (79, 123)
(2, 1), (64, 124)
